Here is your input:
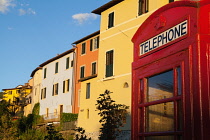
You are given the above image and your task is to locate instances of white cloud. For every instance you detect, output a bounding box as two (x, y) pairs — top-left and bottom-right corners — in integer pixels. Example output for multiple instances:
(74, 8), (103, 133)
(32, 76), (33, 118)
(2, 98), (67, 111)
(0, 0), (15, 13)
(18, 8), (36, 16)
(72, 13), (97, 25)
(7, 26), (13, 30)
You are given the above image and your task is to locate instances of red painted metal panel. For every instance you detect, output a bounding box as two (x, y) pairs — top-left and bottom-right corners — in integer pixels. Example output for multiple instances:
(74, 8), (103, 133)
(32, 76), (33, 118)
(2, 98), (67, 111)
(132, 1), (210, 140)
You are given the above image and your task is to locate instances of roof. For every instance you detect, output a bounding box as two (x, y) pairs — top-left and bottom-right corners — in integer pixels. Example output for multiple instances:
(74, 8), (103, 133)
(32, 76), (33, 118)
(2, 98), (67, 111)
(92, 0), (124, 15)
(30, 67), (42, 77)
(72, 30), (100, 44)
(39, 48), (75, 67)
(2, 85), (32, 91)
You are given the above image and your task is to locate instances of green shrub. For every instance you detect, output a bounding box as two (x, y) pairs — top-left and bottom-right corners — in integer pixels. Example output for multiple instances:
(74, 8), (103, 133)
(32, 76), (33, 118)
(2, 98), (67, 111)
(32, 103), (40, 115)
(96, 90), (129, 140)
(18, 129), (46, 140)
(60, 113), (78, 123)
(44, 123), (64, 140)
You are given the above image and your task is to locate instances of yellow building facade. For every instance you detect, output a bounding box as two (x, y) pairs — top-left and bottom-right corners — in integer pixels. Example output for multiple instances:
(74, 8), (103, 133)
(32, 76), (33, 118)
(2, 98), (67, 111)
(77, 0), (178, 139)
(3, 84), (32, 116)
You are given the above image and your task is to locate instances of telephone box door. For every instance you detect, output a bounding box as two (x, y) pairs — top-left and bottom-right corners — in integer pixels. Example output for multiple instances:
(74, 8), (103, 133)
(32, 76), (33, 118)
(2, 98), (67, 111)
(132, 49), (191, 140)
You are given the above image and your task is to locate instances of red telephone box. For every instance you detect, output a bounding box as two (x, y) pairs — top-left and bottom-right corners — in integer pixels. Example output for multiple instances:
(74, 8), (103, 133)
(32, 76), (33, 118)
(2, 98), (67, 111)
(132, 1), (210, 140)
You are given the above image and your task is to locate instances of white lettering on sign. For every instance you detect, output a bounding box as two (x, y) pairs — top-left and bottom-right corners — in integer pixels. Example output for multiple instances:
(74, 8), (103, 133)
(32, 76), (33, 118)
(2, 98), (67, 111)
(139, 20), (188, 55)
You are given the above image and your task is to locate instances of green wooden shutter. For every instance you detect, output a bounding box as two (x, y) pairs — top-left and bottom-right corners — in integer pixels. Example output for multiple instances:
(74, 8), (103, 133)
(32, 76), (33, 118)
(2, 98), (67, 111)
(108, 12), (114, 28)
(63, 81), (65, 93)
(86, 83), (90, 99)
(97, 36), (99, 48)
(106, 50), (114, 77)
(52, 85), (54, 96)
(90, 39), (93, 51)
(66, 57), (70, 69)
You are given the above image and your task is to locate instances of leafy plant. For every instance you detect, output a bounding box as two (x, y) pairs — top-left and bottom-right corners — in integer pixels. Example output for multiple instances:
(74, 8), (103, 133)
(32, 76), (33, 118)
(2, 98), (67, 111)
(44, 123), (64, 140)
(96, 90), (129, 140)
(73, 127), (91, 140)
(60, 113), (78, 123)
(32, 103), (40, 115)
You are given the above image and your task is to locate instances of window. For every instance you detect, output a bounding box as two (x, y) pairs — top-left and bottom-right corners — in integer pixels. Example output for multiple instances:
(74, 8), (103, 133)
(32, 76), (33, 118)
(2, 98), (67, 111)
(169, 0), (174, 3)
(54, 109), (57, 116)
(138, 0), (149, 16)
(106, 50), (114, 77)
(41, 87), (46, 99)
(52, 83), (59, 96)
(139, 68), (183, 139)
(87, 109), (90, 119)
(66, 57), (70, 69)
(55, 62), (59, 74)
(63, 79), (70, 93)
(60, 105), (63, 115)
(46, 108), (49, 117)
(108, 12), (114, 28)
(71, 60), (74, 67)
(81, 43), (86, 55)
(44, 68), (47, 78)
(90, 36), (100, 51)
(92, 62), (97, 75)
(80, 66), (85, 79)
(86, 83), (90, 99)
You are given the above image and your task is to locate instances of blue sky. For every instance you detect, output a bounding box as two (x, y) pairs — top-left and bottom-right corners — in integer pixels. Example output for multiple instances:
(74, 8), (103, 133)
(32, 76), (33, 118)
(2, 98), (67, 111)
(0, 0), (110, 91)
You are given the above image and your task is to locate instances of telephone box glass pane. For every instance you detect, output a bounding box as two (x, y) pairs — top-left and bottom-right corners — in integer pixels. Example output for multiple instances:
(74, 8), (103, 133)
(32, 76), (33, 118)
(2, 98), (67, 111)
(147, 70), (173, 102)
(146, 102), (174, 132)
(145, 136), (174, 140)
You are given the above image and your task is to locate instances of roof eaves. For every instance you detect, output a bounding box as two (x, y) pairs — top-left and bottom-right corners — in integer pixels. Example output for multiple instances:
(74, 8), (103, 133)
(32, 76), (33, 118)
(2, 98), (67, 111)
(39, 48), (75, 67)
(30, 67), (42, 77)
(92, 0), (124, 15)
(72, 30), (100, 45)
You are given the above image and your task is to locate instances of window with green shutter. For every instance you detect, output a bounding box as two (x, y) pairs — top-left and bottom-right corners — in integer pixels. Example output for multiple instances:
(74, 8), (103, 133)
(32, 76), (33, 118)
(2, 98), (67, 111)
(108, 12), (114, 28)
(66, 57), (70, 69)
(80, 66), (85, 78)
(86, 83), (90, 99)
(138, 0), (149, 16)
(44, 68), (47, 78)
(55, 62), (59, 74)
(92, 62), (97, 75)
(81, 43), (86, 55)
(90, 39), (93, 51)
(106, 50), (114, 77)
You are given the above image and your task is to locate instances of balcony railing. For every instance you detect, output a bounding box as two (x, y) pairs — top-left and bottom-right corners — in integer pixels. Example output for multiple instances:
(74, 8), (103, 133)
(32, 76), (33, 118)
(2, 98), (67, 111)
(42, 113), (60, 122)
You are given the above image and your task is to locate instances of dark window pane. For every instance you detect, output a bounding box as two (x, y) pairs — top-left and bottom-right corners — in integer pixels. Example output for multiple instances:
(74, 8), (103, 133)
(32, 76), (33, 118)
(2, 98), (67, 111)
(63, 81), (65, 93)
(80, 66), (85, 78)
(138, 0), (149, 16)
(71, 60), (74, 67)
(90, 39), (93, 51)
(81, 43), (86, 54)
(147, 70), (173, 102)
(86, 83), (90, 99)
(146, 102), (174, 132)
(92, 62), (96, 75)
(44, 68), (47, 78)
(106, 50), (114, 77)
(66, 57), (70, 69)
(55, 62), (59, 73)
(108, 12), (114, 28)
